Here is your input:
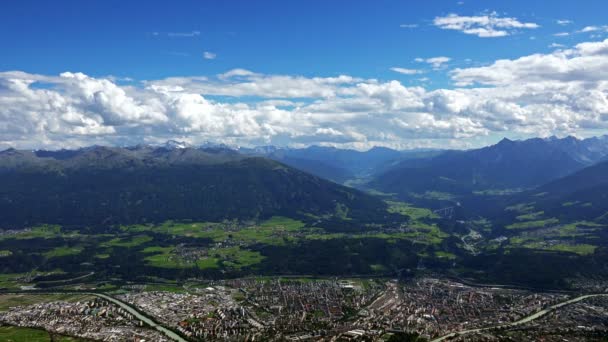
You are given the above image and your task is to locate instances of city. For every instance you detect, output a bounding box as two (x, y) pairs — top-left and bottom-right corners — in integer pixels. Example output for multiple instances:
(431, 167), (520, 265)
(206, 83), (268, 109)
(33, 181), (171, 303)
(1, 276), (607, 341)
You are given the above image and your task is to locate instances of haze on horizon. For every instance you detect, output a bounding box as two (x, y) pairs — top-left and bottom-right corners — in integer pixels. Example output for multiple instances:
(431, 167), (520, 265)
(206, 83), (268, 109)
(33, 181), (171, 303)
(1, 0), (608, 151)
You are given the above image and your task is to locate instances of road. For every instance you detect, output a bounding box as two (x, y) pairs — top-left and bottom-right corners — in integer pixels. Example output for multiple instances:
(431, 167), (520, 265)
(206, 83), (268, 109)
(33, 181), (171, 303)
(430, 293), (608, 342)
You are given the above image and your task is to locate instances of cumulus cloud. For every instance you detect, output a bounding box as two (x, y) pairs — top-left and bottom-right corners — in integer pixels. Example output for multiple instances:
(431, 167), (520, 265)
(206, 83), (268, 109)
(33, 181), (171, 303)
(390, 67), (422, 75)
(2, 40), (608, 150)
(433, 12), (539, 37)
(578, 26), (603, 33)
(415, 57), (451, 70)
(451, 38), (608, 86)
(556, 19), (573, 26)
(150, 69), (360, 98)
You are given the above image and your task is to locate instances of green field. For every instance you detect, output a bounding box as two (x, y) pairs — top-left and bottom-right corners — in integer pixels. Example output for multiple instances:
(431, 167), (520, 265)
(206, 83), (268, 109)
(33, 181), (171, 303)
(0, 326), (85, 342)
(0, 225), (81, 241)
(0, 274), (33, 290)
(44, 246), (83, 258)
(506, 218), (559, 230)
(386, 201), (439, 220)
(101, 235), (153, 248)
(518, 242), (597, 256)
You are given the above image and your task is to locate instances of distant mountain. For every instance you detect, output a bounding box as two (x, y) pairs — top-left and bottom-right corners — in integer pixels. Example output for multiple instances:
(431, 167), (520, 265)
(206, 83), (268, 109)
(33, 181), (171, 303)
(162, 139), (190, 149)
(0, 146), (391, 228)
(369, 135), (608, 200)
(241, 145), (443, 183)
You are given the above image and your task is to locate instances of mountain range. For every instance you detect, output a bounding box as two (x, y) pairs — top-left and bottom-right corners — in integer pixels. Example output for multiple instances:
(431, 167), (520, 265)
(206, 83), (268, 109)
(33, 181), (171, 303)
(368, 135), (608, 200)
(1, 135), (607, 229)
(240, 145), (442, 184)
(0, 146), (390, 228)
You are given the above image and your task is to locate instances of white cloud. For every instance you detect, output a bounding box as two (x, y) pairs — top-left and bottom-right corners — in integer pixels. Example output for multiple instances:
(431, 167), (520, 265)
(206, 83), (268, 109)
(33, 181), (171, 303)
(415, 56), (451, 70)
(2, 40), (608, 150)
(433, 12), (539, 37)
(579, 26), (601, 33)
(576, 25), (608, 34)
(399, 24), (418, 28)
(556, 19), (573, 26)
(151, 70), (360, 98)
(549, 43), (565, 48)
(167, 30), (200, 37)
(203, 51), (217, 60)
(451, 39), (608, 86)
(553, 32), (570, 37)
(390, 67), (422, 75)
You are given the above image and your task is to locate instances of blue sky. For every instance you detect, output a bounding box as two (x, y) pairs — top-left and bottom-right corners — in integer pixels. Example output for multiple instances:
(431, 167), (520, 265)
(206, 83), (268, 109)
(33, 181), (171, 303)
(1, 0), (604, 82)
(1, 0), (608, 149)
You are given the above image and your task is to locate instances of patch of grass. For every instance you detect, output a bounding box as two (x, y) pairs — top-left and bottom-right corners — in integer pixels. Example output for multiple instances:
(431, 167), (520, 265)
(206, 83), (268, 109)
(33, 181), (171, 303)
(370, 264), (388, 272)
(519, 242), (597, 256)
(473, 188), (524, 196)
(556, 221), (603, 237)
(44, 246), (83, 258)
(386, 201), (438, 220)
(195, 257), (220, 269)
(144, 245), (265, 270)
(123, 217), (306, 247)
(505, 203), (535, 214)
(410, 191), (455, 201)
(212, 247), (265, 270)
(434, 251), (456, 259)
(548, 244), (597, 255)
(0, 272), (65, 290)
(0, 326), (50, 342)
(142, 246), (221, 269)
(101, 235), (152, 248)
(506, 218), (559, 230)
(365, 189), (397, 197)
(516, 211), (545, 221)
(142, 246), (171, 254)
(0, 225), (80, 241)
(143, 247), (185, 268)
(259, 216), (305, 230)
(304, 232), (347, 240)
(0, 326), (87, 342)
(0, 250), (12, 257)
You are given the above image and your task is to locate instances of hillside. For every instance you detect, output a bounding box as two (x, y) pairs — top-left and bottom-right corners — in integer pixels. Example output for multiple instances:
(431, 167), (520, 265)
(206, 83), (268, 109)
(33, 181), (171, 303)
(511, 160), (608, 223)
(0, 146), (391, 228)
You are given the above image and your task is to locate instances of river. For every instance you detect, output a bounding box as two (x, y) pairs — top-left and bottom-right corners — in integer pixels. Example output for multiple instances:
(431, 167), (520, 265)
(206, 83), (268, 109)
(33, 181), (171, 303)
(90, 293), (187, 342)
(430, 293), (608, 342)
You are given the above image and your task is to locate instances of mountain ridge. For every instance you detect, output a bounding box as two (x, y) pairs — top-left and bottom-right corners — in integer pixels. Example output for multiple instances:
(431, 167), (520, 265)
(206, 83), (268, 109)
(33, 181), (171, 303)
(0, 145), (391, 228)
